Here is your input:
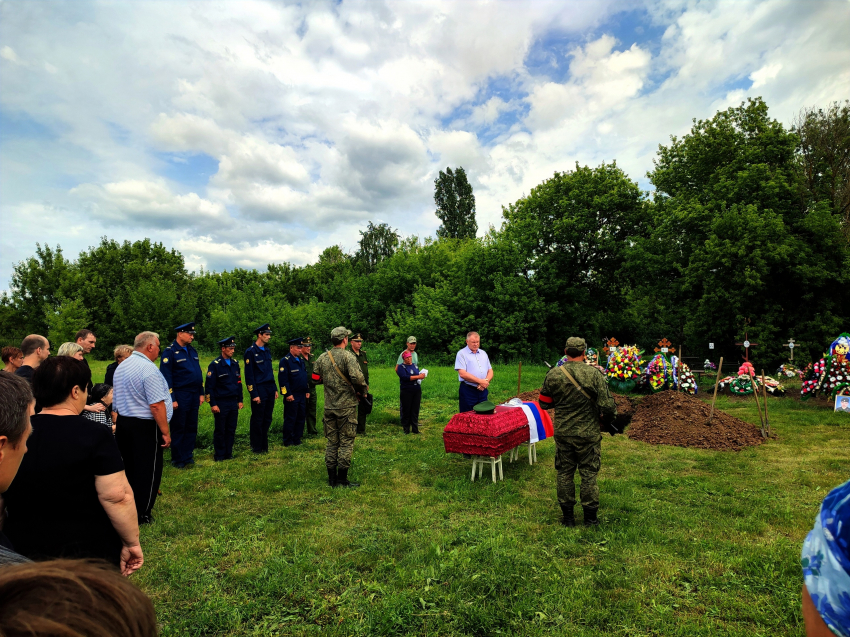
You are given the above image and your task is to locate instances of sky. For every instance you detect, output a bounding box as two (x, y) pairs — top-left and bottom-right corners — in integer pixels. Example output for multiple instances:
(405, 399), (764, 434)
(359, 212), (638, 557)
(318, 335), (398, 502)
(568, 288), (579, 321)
(1, 0), (849, 286)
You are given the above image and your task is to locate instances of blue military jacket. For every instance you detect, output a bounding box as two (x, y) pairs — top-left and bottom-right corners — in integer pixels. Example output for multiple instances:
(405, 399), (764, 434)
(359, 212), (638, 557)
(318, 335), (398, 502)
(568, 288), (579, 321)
(160, 340), (203, 396)
(278, 353), (309, 397)
(244, 343), (274, 399)
(205, 356), (242, 406)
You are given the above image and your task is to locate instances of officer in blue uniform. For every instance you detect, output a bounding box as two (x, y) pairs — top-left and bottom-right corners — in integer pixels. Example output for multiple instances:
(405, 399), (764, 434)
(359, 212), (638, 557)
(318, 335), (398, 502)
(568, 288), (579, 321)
(244, 324), (278, 453)
(205, 336), (243, 461)
(279, 337), (310, 447)
(160, 322), (204, 468)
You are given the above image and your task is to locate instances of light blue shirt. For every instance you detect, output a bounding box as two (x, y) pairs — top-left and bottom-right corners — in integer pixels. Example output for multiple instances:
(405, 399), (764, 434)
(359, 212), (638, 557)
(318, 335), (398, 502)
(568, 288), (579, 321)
(454, 346), (492, 385)
(113, 351), (173, 420)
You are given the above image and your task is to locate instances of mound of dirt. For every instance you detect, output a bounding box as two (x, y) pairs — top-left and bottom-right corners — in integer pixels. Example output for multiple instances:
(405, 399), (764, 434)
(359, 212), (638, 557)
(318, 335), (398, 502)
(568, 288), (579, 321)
(628, 390), (764, 451)
(513, 390), (635, 430)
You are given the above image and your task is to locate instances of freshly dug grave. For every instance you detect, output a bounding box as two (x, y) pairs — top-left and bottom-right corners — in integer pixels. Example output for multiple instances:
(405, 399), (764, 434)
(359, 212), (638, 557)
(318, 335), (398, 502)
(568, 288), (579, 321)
(628, 390), (763, 451)
(513, 390), (635, 431)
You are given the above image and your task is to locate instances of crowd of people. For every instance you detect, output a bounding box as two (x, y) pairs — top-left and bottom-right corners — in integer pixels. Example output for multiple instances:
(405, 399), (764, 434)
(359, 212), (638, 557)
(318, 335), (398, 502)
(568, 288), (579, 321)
(0, 326), (846, 635)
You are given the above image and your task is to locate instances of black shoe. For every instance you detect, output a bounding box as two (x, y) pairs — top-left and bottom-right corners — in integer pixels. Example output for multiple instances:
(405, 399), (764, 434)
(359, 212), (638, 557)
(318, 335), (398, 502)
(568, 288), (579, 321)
(171, 462), (186, 469)
(583, 506), (599, 527)
(412, 425), (420, 434)
(560, 505), (576, 527)
(139, 514), (155, 525)
(327, 466), (337, 487)
(335, 468), (359, 488)
(403, 427), (410, 434)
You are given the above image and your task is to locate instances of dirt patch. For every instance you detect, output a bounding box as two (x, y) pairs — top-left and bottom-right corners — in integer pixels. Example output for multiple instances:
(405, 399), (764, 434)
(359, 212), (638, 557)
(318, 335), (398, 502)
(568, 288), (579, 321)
(628, 390), (764, 451)
(513, 390), (635, 431)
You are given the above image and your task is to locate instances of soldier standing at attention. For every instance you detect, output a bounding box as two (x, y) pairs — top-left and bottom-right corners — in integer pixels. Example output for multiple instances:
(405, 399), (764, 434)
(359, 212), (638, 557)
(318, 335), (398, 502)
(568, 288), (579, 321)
(279, 337), (309, 447)
(160, 323), (204, 468)
(538, 337), (617, 528)
(311, 327), (367, 488)
(350, 333), (370, 435)
(302, 337), (319, 436)
(205, 336), (243, 461)
(244, 324), (278, 454)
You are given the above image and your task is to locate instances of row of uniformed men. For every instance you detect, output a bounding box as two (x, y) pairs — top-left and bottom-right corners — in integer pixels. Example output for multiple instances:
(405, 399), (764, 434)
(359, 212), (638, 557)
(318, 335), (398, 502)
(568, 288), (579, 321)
(158, 322), (370, 466)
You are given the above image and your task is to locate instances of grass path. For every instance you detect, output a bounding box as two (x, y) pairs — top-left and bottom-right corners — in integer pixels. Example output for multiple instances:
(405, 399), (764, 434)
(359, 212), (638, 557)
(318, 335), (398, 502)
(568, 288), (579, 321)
(86, 360), (849, 636)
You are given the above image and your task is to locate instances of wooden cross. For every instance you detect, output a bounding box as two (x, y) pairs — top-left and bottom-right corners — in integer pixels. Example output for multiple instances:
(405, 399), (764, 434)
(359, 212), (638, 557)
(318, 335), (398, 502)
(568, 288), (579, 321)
(785, 338), (796, 362)
(735, 331), (759, 363)
(603, 337), (619, 356)
(654, 338), (675, 355)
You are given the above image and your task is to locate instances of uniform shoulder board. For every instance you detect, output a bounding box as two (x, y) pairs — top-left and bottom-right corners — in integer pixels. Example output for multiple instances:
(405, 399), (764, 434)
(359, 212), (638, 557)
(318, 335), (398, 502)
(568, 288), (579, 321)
(213, 358), (219, 364)
(284, 354), (291, 360)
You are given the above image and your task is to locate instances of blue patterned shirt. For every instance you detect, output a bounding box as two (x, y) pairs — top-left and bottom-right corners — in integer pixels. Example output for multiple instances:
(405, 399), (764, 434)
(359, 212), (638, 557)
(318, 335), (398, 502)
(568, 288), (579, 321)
(113, 351), (173, 420)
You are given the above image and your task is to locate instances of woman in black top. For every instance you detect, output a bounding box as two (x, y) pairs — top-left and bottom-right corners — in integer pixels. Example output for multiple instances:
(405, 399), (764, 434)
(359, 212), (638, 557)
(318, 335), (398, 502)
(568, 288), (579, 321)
(396, 350), (426, 434)
(104, 344), (132, 387)
(2, 357), (143, 575)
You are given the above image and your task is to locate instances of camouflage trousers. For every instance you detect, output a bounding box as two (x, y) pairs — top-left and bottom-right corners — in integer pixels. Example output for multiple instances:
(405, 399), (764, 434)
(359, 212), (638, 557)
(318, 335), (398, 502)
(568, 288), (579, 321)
(554, 435), (601, 509)
(324, 407), (357, 470)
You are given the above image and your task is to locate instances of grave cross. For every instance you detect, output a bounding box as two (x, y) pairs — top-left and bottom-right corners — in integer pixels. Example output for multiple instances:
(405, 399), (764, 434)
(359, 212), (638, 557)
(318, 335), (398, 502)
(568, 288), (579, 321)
(603, 337), (620, 356)
(654, 338), (675, 355)
(735, 331), (759, 363)
(785, 338), (797, 362)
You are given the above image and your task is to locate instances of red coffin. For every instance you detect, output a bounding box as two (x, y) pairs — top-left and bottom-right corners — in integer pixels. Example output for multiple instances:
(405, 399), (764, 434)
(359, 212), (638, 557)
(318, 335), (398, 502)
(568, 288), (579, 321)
(443, 406), (530, 457)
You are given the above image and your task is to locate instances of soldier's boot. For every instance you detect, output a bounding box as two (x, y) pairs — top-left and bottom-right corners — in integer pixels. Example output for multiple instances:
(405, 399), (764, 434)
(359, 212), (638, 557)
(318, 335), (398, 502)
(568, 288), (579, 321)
(582, 506), (599, 527)
(412, 423), (420, 434)
(335, 468), (359, 489)
(327, 466), (337, 487)
(560, 505), (576, 527)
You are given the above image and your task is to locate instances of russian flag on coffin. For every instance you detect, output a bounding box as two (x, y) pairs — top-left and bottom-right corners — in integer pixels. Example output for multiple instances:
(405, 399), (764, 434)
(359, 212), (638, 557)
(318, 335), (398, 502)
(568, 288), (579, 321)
(521, 401), (554, 443)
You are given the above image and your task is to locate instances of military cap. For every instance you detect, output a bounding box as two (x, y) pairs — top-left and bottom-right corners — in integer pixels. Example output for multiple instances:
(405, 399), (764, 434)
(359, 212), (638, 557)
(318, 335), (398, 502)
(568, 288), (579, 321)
(351, 333), (364, 342)
(218, 336), (236, 348)
(330, 326), (351, 340)
(287, 337), (304, 346)
(407, 336), (417, 344)
(302, 337), (313, 347)
(175, 322), (196, 334)
(473, 400), (496, 415)
(253, 323), (272, 335)
(565, 336), (587, 350)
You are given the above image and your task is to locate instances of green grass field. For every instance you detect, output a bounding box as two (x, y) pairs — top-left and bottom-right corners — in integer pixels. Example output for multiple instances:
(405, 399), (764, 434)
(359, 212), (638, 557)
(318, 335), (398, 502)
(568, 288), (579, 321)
(86, 359), (849, 636)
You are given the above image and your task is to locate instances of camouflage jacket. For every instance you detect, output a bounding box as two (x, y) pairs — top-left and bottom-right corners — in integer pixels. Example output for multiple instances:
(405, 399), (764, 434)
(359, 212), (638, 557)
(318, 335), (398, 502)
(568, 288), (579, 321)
(312, 347), (367, 411)
(539, 361), (616, 439)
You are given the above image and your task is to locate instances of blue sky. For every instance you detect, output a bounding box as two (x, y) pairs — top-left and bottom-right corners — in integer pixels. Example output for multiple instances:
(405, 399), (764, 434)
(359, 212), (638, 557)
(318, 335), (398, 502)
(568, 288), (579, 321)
(1, 0), (848, 286)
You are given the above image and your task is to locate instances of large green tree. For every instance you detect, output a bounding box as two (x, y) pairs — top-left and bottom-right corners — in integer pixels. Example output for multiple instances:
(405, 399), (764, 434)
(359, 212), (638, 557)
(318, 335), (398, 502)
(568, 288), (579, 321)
(434, 167), (477, 240)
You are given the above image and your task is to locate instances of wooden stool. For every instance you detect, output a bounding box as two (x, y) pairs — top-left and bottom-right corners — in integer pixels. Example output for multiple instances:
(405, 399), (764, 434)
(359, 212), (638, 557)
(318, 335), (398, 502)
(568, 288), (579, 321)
(508, 442), (537, 465)
(470, 455), (504, 483)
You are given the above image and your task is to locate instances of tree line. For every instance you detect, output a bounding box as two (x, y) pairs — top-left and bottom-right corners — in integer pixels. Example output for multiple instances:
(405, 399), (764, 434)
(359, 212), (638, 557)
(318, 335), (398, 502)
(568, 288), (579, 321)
(2, 98), (848, 368)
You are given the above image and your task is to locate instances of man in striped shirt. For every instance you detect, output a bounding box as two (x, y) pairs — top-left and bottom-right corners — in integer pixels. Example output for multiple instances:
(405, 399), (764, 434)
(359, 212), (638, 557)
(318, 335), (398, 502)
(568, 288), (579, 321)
(113, 331), (172, 525)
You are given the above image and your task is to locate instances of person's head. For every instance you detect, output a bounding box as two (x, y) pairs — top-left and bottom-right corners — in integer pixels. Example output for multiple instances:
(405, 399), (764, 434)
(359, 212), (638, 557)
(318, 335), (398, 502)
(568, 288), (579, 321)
(0, 559), (157, 637)
(74, 329), (96, 354)
(330, 326), (351, 347)
(302, 339), (312, 357)
(564, 337), (587, 361)
(175, 323), (195, 346)
(254, 324), (272, 346)
(0, 373), (34, 493)
(402, 350), (413, 364)
(466, 332), (480, 352)
(406, 336), (417, 352)
(2, 346), (23, 371)
(351, 334), (363, 352)
(133, 331), (161, 362)
(89, 383), (113, 407)
(113, 344), (132, 364)
(218, 336), (236, 360)
(288, 337), (304, 356)
(32, 357), (91, 411)
(57, 342), (85, 360)
(20, 335), (50, 363)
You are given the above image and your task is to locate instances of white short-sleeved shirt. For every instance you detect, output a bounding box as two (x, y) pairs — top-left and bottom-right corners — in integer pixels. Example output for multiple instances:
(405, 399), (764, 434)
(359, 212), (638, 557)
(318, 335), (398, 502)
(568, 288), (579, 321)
(455, 346), (492, 385)
(113, 351), (173, 420)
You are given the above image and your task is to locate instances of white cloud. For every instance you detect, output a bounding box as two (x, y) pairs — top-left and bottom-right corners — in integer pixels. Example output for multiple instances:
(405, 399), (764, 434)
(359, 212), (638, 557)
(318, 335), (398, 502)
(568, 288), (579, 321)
(1, 45), (18, 63)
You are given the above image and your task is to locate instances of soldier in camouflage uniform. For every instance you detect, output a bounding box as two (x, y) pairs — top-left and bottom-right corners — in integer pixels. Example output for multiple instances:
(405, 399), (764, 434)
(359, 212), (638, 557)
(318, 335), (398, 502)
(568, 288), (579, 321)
(311, 327), (367, 488)
(539, 337), (617, 527)
(349, 333), (369, 434)
(302, 337), (319, 436)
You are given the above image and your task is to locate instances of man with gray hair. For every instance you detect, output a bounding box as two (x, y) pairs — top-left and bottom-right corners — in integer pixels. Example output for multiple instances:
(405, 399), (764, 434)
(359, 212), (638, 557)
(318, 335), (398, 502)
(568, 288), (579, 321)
(113, 331), (172, 525)
(454, 331), (493, 413)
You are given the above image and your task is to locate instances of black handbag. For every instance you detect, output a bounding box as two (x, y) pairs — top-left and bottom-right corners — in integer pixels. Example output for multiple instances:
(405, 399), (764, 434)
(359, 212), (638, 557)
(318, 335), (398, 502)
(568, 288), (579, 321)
(362, 392), (374, 415)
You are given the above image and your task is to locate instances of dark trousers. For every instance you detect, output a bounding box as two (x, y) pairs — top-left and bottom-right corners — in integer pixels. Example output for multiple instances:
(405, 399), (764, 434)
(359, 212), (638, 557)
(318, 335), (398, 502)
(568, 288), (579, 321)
(249, 382), (277, 452)
(305, 391), (318, 434)
(459, 382), (488, 413)
(213, 399), (239, 460)
(400, 388), (421, 433)
(356, 398), (368, 434)
(282, 394), (307, 446)
(115, 416), (163, 520)
(169, 390), (200, 466)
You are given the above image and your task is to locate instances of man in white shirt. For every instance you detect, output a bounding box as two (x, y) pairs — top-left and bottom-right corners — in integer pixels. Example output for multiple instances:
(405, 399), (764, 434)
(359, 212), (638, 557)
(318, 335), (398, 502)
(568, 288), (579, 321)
(454, 331), (493, 413)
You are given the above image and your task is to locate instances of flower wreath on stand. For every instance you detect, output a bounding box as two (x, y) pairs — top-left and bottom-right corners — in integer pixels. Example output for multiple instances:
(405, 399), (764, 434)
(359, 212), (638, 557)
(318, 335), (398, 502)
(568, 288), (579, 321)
(606, 345), (643, 393)
(802, 333), (850, 400)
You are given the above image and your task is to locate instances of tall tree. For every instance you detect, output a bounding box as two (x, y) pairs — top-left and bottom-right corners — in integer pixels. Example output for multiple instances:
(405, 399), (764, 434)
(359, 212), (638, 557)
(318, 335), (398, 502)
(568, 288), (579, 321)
(434, 166), (477, 239)
(355, 222), (400, 273)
